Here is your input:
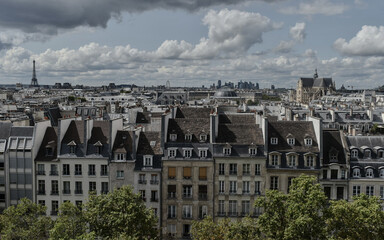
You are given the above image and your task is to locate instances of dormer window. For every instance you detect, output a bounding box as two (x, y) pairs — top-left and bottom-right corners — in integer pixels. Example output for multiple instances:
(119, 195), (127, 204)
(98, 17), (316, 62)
(249, 148), (257, 156)
(304, 154), (316, 167)
(270, 138), (278, 145)
(183, 149), (192, 158)
(94, 141), (103, 155)
(170, 134), (177, 141)
(269, 153), (281, 166)
(287, 138), (295, 146)
(330, 149), (338, 162)
(200, 134), (207, 142)
(116, 153), (125, 160)
(68, 141), (76, 154)
(378, 150), (384, 158)
(353, 168), (361, 178)
(46, 147), (53, 157)
(366, 168), (374, 178)
(304, 138), (312, 146)
(351, 149), (358, 158)
(224, 147), (231, 156)
(185, 134), (192, 141)
(144, 155), (153, 167)
(380, 169), (384, 178)
(364, 150), (371, 158)
(198, 148), (208, 158)
(287, 153), (298, 167)
(168, 148), (177, 158)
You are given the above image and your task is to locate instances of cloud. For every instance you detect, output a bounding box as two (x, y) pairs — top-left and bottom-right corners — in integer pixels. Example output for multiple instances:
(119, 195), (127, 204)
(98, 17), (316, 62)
(0, 30), (49, 51)
(290, 22), (306, 42)
(275, 40), (295, 53)
(334, 25), (384, 56)
(280, 0), (349, 16)
(156, 9), (282, 59)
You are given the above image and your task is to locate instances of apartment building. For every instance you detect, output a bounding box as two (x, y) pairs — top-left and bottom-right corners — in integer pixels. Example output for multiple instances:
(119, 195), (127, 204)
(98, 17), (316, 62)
(0, 122), (12, 211)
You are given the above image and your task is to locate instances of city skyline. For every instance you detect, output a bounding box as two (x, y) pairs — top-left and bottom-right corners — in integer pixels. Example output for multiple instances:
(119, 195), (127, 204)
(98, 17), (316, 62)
(0, 0), (383, 89)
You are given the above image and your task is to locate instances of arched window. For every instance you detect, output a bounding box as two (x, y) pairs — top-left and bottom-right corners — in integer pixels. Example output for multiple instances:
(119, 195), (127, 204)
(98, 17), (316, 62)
(380, 169), (384, 178)
(353, 168), (360, 178)
(366, 168), (374, 178)
(351, 149), (359, 158)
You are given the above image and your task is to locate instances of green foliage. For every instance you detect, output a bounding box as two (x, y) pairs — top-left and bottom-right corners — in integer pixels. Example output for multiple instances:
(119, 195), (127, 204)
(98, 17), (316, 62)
(327, 194), (384, 240)
(67, 96), (76, 102)
(191, 216), (231, 240)
(85, 185), (158, 239)
(247, 99), (259, 105)
(261, 94), (281, 101)
(50, 201), (87, 240)
(0, 198), (53, 240)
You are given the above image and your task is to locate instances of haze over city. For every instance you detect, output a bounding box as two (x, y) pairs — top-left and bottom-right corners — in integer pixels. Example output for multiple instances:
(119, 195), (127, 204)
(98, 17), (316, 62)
(0, 0), (383, 88)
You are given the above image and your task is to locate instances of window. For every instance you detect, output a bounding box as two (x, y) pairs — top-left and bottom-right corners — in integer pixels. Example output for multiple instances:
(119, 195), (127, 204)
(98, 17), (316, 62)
(183, 185), (192, 199)
(270, 137), (278, 145)
(183, 224), (191, 238)
(63, 164), (70, 175)
(51, 201), (59, 216)
(219, 181), (225, 193)
(116, 153), (125, 160)
(380, 169), (384, 178)
(75, 182), (83, 194)
(63, 181), (70, 194)
(183, 167), (192, 179)
(199, 149), (208, 158)
(50, 164), (58, 175)
(200, 134), (207, 142)
(255, 164), (261, 175)
(168, 205), (176, 219)
(229, 181), (237, 194)
(199, 205), (208, 219)
(151, 190), (158, 202)
(270, 155), (279, 166)
(150, 174), (159, 184)
(341, 170), (346, 179)
(139, 174), (146, 184)
(305, 138), (312, 146)
(168, 185), (176, 199)
(224, 147), (231, 155)
(199, 167), (207, 180)
(364, 150), (371, 158)
(243, 181), (250, 194)
(38, 200), (45, 206)
(242, 200), (250, 215)
(229, 164), (237, 175)
(46, 147), (53, 156)
(378, 150), (384, 158)
(287, 155), (296, 167)
(144, 156), (153, 167)
(199, 185), (208, 200)
(37, 164), (45, 175)
(324, 187), (331, 199)
(116, 170), (124, 179)
(366, 185), (374, 196)
(51, 180), (59, 195)
(101, 182), (108, 194)
(168, 167), (176, 179)
(168, 149), (176, 158)
(255, 181), (261, 194)
(249, 148), (257, 155)
(88, 164), (95, 176)
(76, 201), (82, 208)
(337, 187), (344, 200)
(366, 168), (374, 178)
(243, 164), (250, 175)
(100, 165), (108, 176)
(229, 200), (237, 216)
(352, 185), (361, 196)
(140, 190), (146, 201)
(170, 134), (177, 141)
(381, 186), (384, 199)
(288, 177), (295, 192)
(183, 205), (192, 218)
(183, 149), (192, 158)
(330, 153), (337, 161)
(38, 180), (45, 195)
(219, 163), (225, 175)
(168, 224), (176, 236)
(69, 145), (76, 154)
(270, 176), (278, 190)
(351, 149), (359, 158)
(331, 169), (338, 179)
(218, 200), (225, 215)
(323, 170), (328, 179)
(89, 182), (96, 194)
(185, 134), (192, 141)
(75, 164), (82, 175)
(306, 155), (315, 167)
(287, 138), (295, 145)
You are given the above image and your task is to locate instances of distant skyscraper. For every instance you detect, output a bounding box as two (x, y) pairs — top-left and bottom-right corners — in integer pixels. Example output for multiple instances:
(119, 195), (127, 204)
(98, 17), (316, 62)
(166, 80), (170, 89)
(217, 80), (222, 89)
(30, 60), (39, 88)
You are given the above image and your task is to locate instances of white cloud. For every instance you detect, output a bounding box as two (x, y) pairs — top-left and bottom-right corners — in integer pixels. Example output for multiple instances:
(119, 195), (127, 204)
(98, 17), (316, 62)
(280, 0), (349, 16)
(290, 22), (306, 42)
(274, 40), (295, 53)
(334, 25), (384, 56)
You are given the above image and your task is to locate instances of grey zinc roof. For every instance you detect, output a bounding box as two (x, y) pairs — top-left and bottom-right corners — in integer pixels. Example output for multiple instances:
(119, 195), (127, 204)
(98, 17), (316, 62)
(0, 122), (12, 139)
(10, 126), (34, 137)
(300, 77), (332, 88)
(347, 136), (384, 150)
(323, 130), (346, 164)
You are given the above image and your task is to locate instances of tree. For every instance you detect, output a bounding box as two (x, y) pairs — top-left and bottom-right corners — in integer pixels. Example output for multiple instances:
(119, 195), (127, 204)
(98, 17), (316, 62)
(85, 185), (158, 239)
(228, 216), (260, 240)
(255, 175), (328, 240)
(50, 201), (88, 240)
(0, 198), (53, 240)
(327, 194), (384, 240)
(191, 216), (231, 240)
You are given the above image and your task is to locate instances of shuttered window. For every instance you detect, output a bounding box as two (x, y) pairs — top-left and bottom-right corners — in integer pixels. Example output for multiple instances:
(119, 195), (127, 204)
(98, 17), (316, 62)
(183, 167), (192, 179)
(199, 167), (207, 180)
(168, 167), (176, 179)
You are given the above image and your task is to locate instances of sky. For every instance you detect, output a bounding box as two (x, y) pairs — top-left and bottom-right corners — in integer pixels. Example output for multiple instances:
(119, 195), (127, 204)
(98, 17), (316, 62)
(0, 0), (383, 89)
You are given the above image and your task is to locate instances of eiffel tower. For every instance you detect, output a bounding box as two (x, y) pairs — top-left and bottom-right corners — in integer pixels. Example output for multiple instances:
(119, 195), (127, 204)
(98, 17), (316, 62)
(30, 60), (39, 88)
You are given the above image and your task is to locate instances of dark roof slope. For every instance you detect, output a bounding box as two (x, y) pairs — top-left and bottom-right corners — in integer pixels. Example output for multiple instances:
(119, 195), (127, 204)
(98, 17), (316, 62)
(35, 127), (58, 162)
(175, 107), (212, 119)
(268, 121), (319, 152)
(61, 120), (83, 145)
(167, 118), (210, 143)
(0, 122), (12, 139)
(300, 77), (333, 88)
(137, 131), (162, 155)
(323, 130), (346, 164)
(112, 131), (134, 158)
(88, 121), (110, 145)
(10, 127), (34, 137)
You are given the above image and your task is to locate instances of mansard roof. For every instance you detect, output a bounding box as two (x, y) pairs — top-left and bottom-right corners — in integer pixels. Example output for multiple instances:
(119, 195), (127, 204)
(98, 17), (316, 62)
(137, 131), (162, 155)
(112, 130), (134, 158)
(175, 107), (212, 119)
(167, 118), (210, 143)
(10, 126), (34, 137)
(347, 136), (384, 150)
(300, 77), (333, 88)
(35, 127), (58, 162)
(268, 121), (319, 152)
(323, 129), (346, 164)
(0, 122), (12, 139)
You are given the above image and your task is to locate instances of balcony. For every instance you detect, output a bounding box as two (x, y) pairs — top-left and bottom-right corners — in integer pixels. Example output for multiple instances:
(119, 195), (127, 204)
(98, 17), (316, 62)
(229, 191), (237, 195)
(74, 171), (82, 176)
(62, 190), (71, 194)
(138, 180), (147, 184)
(229, 171), (237, 175)
(88, 171), (96, 176)
(100, 171), (108, 176)
(182, 194), (193, 199)
(37, 171), (45, 175)
(62, 172), (70, 176)
(182, 214), (192, 219)
(75, 190), (83, 194)
(37, 190), (45, 195)
(49, 171), (58, 176)
(150, 180), (159, 185)
(168, 192), (177, 199)
(50, 191), (59, 195)
(198, 193), (208, 201)
(167, 214), (176, 219)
